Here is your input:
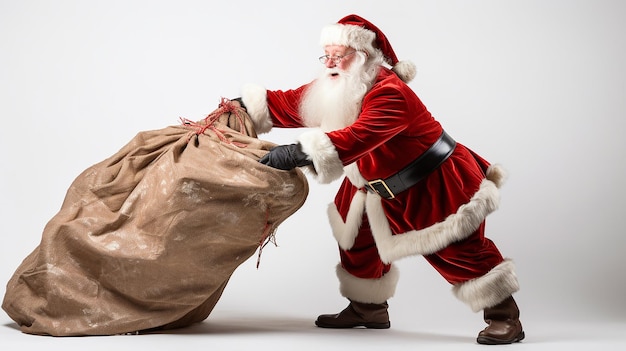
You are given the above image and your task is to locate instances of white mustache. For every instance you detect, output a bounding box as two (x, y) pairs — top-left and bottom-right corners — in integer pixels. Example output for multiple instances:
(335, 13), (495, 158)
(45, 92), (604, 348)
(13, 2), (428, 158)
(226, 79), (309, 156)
(325, 67), (353, 79)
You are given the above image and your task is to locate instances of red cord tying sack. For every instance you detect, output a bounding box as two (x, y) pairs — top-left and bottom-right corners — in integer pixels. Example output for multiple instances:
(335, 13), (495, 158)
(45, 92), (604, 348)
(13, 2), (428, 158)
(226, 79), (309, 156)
(2, 99), (309, 336)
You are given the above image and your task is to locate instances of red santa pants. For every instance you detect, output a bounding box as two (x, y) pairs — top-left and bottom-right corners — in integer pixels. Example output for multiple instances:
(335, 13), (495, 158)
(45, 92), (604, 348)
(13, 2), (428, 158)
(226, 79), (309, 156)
(339, 214), (505, 285)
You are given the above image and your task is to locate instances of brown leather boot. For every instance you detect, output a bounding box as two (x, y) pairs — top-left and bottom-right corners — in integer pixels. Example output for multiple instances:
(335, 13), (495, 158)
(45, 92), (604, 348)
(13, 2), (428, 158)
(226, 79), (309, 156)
(477, 296), (525, 345)
(315, 300), (390, 329)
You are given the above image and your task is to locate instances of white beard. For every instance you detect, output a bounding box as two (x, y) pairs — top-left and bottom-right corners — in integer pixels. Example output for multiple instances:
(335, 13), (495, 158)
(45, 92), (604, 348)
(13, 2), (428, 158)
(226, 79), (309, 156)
(300, 60), (375, 132)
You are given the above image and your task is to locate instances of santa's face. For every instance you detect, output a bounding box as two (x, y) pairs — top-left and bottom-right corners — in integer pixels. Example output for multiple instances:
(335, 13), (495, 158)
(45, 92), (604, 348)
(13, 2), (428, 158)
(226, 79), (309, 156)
(321, 45), (359, 79)
(300, 45), (371, 131)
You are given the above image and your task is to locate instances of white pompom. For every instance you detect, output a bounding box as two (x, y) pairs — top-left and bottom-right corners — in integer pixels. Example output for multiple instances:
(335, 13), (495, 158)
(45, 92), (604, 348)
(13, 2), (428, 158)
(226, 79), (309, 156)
(392, 60), (417, 83)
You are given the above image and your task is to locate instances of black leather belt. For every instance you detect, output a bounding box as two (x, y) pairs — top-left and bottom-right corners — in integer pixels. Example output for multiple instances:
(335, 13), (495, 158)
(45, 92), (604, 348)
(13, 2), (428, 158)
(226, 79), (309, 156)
(364, 131), (456, 199)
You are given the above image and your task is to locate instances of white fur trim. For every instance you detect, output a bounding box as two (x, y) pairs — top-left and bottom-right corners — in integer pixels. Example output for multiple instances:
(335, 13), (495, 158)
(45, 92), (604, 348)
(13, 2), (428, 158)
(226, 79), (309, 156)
(486, 163), (508, 188)
(391, 60), (417, 83)
(328, 190), (366, 250)
(452, 259), (520, 312)
(336, 264), (399, 304)
(241, 83), (272, 134)
(370, 176), (501, 263)
(327, 164), (507, 263)
(343, 163), (367, 188)
(320, 24), (377, 55)
(297, 129), (344, 184)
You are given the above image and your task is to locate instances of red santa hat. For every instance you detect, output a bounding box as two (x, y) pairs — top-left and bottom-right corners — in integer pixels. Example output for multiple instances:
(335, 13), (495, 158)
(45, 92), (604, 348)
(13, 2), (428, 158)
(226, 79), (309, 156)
(320, 14), (416, 83)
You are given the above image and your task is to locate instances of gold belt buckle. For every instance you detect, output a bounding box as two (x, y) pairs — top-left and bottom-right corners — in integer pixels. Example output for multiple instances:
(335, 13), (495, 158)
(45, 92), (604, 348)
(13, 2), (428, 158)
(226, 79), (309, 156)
(368, 179), (395, 199)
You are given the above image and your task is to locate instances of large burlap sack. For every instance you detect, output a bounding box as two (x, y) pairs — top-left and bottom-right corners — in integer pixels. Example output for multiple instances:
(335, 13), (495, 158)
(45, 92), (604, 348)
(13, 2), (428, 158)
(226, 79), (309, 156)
(2, 100), (309, 336)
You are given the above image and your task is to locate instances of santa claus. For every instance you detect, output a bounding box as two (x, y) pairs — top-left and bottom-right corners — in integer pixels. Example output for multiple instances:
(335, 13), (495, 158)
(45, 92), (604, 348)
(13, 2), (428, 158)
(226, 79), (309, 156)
(236, 14), (524, 345)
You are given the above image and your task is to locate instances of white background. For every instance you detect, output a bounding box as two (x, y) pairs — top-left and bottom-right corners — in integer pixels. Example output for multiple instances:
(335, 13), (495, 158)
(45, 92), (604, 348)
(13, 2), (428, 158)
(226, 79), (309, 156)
(1, 0), (625, 350)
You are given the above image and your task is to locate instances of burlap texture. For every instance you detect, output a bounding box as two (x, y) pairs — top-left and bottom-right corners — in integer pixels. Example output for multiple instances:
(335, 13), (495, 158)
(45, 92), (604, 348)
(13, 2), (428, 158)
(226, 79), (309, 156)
(2, 102), (308, 336)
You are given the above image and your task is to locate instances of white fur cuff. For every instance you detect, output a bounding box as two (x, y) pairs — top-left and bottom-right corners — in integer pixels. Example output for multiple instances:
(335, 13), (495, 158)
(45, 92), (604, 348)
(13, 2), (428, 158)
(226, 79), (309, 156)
(241, 83), (272, 134)
(297, 129), (344, 184)
(452, 259), (520, 312)
(336, 264), (399, 304)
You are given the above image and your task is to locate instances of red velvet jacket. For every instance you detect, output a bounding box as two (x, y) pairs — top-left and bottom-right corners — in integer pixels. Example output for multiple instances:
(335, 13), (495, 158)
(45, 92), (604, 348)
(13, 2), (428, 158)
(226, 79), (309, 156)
(242, 67), (505, 267)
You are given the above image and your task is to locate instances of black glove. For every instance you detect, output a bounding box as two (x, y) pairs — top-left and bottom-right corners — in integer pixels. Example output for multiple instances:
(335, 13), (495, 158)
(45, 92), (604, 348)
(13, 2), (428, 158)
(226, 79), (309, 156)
(259, 143), (313, 170)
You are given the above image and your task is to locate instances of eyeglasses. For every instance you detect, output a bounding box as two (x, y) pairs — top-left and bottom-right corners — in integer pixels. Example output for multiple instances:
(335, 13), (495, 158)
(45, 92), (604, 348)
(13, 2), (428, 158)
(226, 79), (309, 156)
(318, 51), (357, 65)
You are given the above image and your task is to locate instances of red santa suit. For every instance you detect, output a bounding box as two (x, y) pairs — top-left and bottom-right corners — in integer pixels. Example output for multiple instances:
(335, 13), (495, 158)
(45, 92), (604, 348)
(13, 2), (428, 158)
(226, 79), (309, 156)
(240, 19), (519, 313)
